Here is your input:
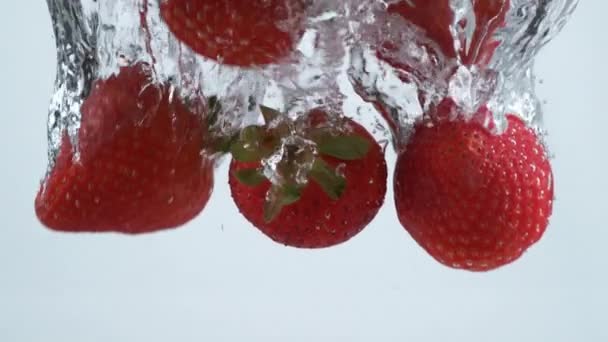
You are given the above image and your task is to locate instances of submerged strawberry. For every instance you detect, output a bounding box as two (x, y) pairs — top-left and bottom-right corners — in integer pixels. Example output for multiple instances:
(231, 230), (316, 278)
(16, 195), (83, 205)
(394, 111), (553, 271)
(160, 0), (307, 67)
(229, 108), (387, 248)
(384, 0), (456, 59)
(379, 0), (510, 68)
(35, 63), (214, 234)
(466, 0), (511, 65)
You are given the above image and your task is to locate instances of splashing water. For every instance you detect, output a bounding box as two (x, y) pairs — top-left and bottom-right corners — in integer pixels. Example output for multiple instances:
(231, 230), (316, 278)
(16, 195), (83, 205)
(45, 0), (578, 173)
(46, 0), (266, 166)
(348, 0), (578, 148)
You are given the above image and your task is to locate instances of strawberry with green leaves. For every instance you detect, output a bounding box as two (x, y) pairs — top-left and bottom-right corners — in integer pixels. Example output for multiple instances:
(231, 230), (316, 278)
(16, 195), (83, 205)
(160, 0), (307, 67)
(35, 63), (214, 234)
(229, 108), (387, 248)
(394, 107), (553, 271)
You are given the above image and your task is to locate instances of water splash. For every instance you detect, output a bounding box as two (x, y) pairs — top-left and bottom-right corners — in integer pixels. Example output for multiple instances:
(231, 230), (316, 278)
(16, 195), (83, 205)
(45, 0), (578, 172)
(349, 0), (578, 149)
(46, 0), (267, 168)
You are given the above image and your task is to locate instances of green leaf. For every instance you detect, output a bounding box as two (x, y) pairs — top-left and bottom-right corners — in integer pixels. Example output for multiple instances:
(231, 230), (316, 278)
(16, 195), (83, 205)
(279, 184), (301, 205)
(263, 196), (284, 223)
(213, 134), (237, 153)
(307, 127), (331, 143)
(260, 105), (281, 124)
(263, 185), (302, 222)
(234, 168), (266, 187)
(230, 126), (264, 162)
(241, 125), (262, 143)
(230, 141), (262, 162)
(309, 159), (346, 200)
(317, 135), (371, 160)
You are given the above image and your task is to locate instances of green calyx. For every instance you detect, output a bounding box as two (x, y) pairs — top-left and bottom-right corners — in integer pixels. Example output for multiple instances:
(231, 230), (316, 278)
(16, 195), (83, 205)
(309, 159), (346, 200)
(263, 184), (303, 222)
(230, 126), (266, 162)
(260, 105), (281, 124)
(229, 105), (371, 222)
(233, 168), (266, 187)
(317, 135), (370, 160)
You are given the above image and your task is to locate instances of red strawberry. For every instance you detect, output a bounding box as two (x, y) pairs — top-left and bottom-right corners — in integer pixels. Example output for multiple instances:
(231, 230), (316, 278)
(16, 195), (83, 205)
(229, 109), (387, 248)
(35, 63), (214, 234)
(385, 0), (456, 59)
(465, 0), (511, 65)
(160, 0), (307, 67)
(379, 0), (510, 67)
(394, 111), (553, 271)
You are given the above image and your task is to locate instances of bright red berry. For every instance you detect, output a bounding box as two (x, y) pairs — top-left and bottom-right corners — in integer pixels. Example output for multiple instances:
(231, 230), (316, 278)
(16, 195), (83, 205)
(35, 63), (214, 234)
(160, 0), (307, 67)
(229, 110), (387, 248)
(394, 112), (553, 271)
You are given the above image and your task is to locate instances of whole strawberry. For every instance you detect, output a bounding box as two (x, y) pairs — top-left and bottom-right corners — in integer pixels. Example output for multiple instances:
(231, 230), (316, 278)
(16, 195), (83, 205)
(35, 63), (214, 234)
(394, 111), (553, 271)
(229, 108), (387, 248)
(160, 0), (307, 67)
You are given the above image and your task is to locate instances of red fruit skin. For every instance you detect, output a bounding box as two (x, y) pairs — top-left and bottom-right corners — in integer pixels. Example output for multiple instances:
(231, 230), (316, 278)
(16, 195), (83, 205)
(379, 0), (510, 67)
(394, 115), (553, 271)
(229, 119), (387, 249)
(35, 64), (214, 234)
(466, 0), (510, 65)
(386, 0), (456, 59)
(160, 0), (307, 67)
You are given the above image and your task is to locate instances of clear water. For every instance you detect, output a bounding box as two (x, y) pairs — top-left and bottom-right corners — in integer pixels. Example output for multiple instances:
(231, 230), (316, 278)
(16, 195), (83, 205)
(46, 0), (578, 170)
(348, 0), (578, 146)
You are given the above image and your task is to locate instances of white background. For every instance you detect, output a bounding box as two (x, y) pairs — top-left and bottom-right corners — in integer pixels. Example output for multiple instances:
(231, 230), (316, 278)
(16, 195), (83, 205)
(1, 1), (607, 341)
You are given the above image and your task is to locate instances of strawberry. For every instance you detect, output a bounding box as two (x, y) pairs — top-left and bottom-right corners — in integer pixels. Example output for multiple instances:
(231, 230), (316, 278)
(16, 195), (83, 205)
(384, 0), (456, 59)
(466, 0), (511, 65)
(394, 110), (553, 271)
(160, 0), (307, 67)
(35, 63), (214, 234)
(379, 0), (510, 68)
(229, 108), (387, 248)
